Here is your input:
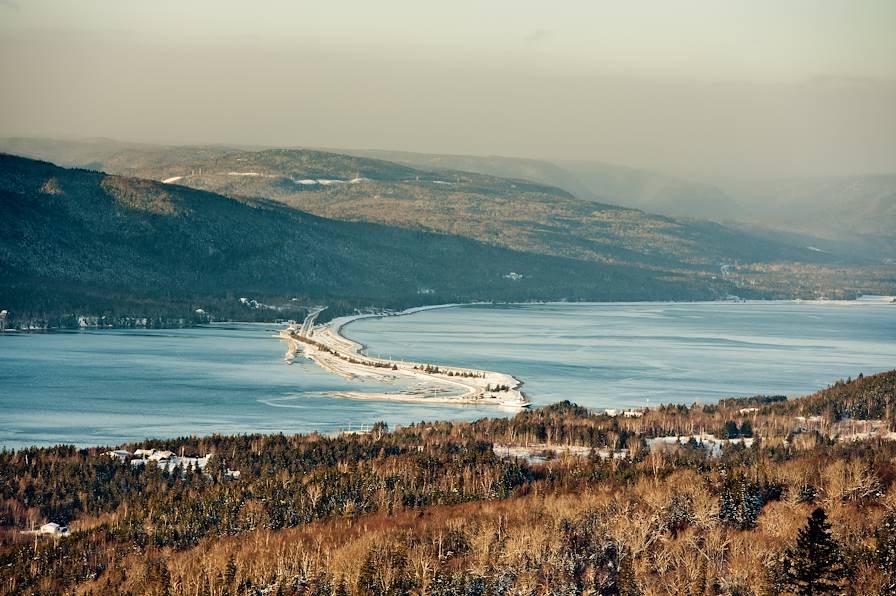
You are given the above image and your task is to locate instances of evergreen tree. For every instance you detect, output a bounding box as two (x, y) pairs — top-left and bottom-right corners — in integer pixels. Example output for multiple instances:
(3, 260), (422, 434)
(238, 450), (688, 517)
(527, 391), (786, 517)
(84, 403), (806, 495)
(356, 548), (380, 595)
(144, 559), (171, 596)
(876, 511), (896, 593)
(690, 559), (707, 596)
(334, 578), (350, 596)
(224, 555), (238, 587)
(616, 553), (640, 596)
(724, 420), (740, 438)
(782, 508), (847, 595)
(720, 478), (763, 530)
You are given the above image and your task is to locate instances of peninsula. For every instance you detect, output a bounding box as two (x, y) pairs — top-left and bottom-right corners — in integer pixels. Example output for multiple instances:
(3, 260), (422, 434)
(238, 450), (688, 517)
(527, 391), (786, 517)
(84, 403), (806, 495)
(280, 307), (531, 408)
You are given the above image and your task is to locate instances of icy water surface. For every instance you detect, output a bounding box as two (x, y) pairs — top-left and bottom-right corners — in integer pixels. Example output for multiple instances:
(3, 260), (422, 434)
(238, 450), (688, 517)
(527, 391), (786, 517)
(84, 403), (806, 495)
(348, 302), (895, 409)
(1, 302), (893, 448)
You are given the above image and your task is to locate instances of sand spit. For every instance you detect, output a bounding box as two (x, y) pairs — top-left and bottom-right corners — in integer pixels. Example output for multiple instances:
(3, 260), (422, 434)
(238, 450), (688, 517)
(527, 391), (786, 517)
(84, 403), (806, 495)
(281, 306), (530, 408)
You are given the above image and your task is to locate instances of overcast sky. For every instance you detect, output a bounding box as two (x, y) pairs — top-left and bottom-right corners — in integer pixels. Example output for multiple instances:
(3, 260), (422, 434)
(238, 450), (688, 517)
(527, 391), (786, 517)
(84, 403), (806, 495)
(1, 0), (894, 179)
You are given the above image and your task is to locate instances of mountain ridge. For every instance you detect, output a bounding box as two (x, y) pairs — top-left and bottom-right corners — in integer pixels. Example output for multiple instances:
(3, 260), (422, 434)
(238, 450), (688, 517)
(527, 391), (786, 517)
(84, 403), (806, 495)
(2, 139), (893, 302)
(0, 153), (738, 327)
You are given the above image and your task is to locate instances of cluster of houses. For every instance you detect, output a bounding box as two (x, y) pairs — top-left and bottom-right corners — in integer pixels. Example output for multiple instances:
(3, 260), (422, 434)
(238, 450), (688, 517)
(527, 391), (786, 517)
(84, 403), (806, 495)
(603, 408), (645, 418)
(21, 449), (242, 541)
(103, 447), (236, 476)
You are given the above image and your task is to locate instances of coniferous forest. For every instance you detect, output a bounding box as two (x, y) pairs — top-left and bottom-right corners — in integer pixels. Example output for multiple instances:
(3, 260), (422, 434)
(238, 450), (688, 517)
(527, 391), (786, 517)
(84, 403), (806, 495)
(4, 3), (896, 596)
(1, 371), (895, 595)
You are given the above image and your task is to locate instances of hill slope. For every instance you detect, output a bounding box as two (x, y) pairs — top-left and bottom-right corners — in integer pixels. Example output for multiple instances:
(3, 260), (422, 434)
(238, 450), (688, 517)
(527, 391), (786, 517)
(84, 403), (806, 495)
(351, 148), (743, 220)
(2, 369), (895, 594)
(4, 137), (892, 260)
(0, 154), (728, 326)
(3, 139), (893, 298)
(0, 139), (842, 267)
(108, 148), (837, 269)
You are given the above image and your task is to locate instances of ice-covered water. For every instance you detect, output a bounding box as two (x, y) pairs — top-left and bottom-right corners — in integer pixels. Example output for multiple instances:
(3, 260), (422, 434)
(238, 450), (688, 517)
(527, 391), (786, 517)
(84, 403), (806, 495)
(1, 302), (893, 448)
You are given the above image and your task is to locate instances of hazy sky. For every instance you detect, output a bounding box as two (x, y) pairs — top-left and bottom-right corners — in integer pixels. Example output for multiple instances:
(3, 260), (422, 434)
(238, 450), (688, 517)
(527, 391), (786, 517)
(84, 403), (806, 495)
(1, 0), (895, 178)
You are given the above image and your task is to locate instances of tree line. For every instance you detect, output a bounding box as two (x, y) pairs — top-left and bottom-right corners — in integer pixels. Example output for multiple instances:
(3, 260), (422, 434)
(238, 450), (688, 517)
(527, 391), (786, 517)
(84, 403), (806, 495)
(0, 370), (893, 594)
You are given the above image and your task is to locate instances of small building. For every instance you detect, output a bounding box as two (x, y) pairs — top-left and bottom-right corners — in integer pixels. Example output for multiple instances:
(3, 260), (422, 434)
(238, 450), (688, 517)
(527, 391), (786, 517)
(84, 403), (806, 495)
(39, 522), (69, 536)
(104, 450), (131, 462)
(155, 454), (212, 474)
(134, 448), (155, 458)
(148, 450), (175, 461)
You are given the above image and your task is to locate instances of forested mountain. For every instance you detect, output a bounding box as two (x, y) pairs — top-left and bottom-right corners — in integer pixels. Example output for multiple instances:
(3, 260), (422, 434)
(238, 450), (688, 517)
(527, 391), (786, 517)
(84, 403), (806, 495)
(65, 146), (832, 268)
(0, 154), (733, 327)
(3, 139), (893, 302)
(361, 148), (742, 221)
(309, 148), (896, 255)
(1, 370), (894, 594)
(0, 139), (760, 223)
(331, 149), (896, 259)
(344, 148), (603, 201)
(119, 147), (896, 296)
(4, 137), (893, 260)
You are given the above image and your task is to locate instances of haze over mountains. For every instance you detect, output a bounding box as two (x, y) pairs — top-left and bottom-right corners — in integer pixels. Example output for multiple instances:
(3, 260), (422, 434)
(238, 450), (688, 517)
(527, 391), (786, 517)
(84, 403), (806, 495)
(1, 152), (746, 327)
(346, 148), (896, 257)
(1, 137), (894, 328)
(0, 137), (861, 275)
(5, 136), (893, 260)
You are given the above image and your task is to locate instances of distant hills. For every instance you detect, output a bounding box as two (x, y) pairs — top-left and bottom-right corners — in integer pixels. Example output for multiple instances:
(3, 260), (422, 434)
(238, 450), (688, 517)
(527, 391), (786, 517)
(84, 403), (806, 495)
(1, 141), (846, 268)
(352, 148), (743, 220)
(4, 138), (893, 256)
(0, 154), (736, 327)
(722, 175), (896, 256)
(345, 148), (896, 256)
(1, 138), (893, 324)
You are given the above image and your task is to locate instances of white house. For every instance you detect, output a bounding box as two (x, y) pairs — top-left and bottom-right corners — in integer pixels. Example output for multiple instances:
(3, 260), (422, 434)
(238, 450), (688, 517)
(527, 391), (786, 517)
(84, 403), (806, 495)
(39, 522), (69, 536)
(158, 454), (204, 471)
(104, 450), (131, 462)
(148, 450), (175, 461)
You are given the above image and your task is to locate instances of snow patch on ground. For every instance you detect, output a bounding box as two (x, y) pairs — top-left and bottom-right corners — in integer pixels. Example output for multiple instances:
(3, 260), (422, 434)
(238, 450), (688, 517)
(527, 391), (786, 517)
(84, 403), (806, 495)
(161, 176), (183, 184)
(648, 434), (754, 457)
(292, 178), (355, 186)
(493, 444), (627, 464)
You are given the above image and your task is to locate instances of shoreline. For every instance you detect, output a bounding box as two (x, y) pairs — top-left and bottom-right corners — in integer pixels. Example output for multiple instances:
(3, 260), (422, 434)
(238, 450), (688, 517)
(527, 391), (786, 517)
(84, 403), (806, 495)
(282, 304), (531, 409)
(319, 296), (896, 356)
(4, 296), (890, 333)
(286, 297), (893, 409)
